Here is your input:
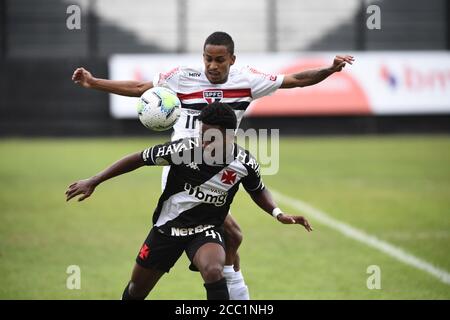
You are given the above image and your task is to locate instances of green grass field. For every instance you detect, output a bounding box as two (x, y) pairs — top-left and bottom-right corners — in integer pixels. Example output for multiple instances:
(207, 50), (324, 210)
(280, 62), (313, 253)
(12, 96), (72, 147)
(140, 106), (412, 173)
(1, 135), (449, 299)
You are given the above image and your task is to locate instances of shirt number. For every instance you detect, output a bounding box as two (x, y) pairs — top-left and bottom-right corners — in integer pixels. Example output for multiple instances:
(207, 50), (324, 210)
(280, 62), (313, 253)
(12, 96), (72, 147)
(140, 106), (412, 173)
(185, 115), (199, 129)
(205, 230), (223, 242)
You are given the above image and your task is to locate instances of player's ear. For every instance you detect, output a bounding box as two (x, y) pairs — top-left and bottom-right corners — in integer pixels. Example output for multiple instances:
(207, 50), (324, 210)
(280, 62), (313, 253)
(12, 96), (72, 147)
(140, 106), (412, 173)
(230, 54), (236, 66)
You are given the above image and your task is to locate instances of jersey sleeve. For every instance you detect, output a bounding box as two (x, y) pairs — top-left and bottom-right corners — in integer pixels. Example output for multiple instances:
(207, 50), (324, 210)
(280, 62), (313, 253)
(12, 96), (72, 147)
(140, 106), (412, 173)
(240, 151), (265, 193)
(141, 138), (199, 166)
(152, 67), (181, 92)
(141, 141), (174, 166)
(244, 66), (284, 99)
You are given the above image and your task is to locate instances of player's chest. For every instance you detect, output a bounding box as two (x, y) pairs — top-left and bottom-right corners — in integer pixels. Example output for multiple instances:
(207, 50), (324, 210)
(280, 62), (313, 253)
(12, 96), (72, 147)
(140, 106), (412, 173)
(174, 163), (246, 192)
(177, 76), (252, 105)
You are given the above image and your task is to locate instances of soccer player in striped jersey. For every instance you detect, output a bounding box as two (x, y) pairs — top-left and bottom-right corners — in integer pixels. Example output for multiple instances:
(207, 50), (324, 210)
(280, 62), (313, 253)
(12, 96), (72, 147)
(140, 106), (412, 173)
(72, 31), (353, 299)
(66, 102), (313, 300)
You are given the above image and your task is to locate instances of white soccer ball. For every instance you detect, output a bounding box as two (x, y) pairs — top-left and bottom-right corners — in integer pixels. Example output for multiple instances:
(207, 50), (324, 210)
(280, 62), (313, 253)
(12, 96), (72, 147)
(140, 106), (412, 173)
(137, 87), (181, 131)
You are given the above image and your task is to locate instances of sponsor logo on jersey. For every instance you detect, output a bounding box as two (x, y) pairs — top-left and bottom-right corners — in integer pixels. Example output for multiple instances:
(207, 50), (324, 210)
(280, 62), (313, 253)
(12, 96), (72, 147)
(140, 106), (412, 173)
(184, 183), (227, 206)
(203, 90), (223, 104)
(155, 138), (199, 158)
(236, 148), (261, 175)
(159, 67), (179, 83)
(248, 67), (277, 81)
(170, 224), (214, 236)
(188, 72), (201, 77)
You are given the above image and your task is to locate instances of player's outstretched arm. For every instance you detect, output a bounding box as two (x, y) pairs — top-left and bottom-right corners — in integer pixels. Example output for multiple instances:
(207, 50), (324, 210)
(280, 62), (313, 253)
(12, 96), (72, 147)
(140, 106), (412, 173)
(280, 55), (355, 89)
(248, 188), (313, 232)
(72, 67), (153, 97)
(65, 152), (145, 202)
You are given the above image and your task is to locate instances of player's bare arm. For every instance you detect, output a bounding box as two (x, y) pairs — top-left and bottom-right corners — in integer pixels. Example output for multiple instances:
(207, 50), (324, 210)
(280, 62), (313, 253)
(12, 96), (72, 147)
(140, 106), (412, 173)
(248, 188), (313, 232)
(72, 67), (153, 97)
(280, 55), (355, 89)
(65, 152), (145, 202)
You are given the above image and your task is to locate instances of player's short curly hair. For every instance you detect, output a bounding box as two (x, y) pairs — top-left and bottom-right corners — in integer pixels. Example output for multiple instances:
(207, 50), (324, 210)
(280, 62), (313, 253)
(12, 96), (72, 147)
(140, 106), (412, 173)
(204, 31), (234, 55)
(199, 102), (237, 130)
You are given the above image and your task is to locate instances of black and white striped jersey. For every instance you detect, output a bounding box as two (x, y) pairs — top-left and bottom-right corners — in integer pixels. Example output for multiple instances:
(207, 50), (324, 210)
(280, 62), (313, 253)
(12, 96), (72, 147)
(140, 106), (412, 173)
(141, 138), (265, 237)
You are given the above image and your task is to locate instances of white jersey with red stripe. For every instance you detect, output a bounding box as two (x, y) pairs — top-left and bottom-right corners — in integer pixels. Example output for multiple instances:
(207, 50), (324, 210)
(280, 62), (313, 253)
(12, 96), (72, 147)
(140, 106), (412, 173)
(153, 65), (284, 141)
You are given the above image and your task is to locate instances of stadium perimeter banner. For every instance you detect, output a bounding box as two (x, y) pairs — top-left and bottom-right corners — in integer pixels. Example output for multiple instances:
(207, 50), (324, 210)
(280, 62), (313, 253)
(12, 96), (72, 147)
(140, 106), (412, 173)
(109, 52), (450, 118)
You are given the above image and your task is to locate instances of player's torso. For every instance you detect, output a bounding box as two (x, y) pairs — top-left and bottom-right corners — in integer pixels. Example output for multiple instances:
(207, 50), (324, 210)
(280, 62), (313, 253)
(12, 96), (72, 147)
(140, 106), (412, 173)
(171, 67), (253, 141)
(153, 143), (249, 233)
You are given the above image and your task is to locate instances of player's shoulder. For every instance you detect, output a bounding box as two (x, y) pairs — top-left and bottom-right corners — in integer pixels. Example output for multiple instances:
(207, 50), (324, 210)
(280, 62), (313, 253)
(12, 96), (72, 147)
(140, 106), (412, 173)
(231, 65), (252, 76)
(144, 137), (199, 161)
(234, 144), (260, 173)
(244, 65), (279, 81)
(234, 65), (262, 75)
(156, 66), (182, 86)
(231, 65), (278, 82)
(158, 137), (200, 154)
(177, 66), (203, 78)
(159, 65), (200, 79)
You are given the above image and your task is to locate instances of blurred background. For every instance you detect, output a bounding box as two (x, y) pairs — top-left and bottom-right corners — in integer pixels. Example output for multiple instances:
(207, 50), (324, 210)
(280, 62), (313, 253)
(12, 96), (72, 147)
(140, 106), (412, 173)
(0, 0), (449, 300)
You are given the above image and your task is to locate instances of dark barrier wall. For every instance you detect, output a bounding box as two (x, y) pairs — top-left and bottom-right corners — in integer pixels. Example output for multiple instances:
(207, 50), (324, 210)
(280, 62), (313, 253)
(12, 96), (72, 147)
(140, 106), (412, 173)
(0, 58), (449, 137)
(0, 57), (155, 136)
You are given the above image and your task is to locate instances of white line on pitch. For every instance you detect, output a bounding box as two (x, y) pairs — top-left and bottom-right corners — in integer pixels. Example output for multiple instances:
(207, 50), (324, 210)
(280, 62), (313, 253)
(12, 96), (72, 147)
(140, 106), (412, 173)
(271, 190), (450, 285)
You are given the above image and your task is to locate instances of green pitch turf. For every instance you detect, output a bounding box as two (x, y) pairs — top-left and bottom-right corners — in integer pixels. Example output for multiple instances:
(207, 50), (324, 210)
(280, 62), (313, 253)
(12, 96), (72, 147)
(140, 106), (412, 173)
(0, 136), (449, 299)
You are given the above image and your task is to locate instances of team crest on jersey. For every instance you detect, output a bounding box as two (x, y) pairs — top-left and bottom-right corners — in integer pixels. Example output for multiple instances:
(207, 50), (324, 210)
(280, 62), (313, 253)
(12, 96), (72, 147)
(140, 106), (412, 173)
(221, 169), (237, 185)
(203, 90), (223, 104)
(139, 244), (150, 260)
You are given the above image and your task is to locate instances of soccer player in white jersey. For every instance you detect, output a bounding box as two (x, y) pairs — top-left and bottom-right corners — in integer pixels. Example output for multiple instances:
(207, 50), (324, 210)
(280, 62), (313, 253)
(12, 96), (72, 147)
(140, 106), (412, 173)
(72, 31), (354, 300)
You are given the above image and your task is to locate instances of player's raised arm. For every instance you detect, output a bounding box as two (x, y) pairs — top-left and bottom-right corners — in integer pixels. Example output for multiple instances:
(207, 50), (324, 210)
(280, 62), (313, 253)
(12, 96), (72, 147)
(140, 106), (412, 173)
(72, 67), (153, 97)
(280, 55), (355, 89)
(65, 138), (188, 202)
(65, 152), (145, 202)
(248, 188), (313, 232)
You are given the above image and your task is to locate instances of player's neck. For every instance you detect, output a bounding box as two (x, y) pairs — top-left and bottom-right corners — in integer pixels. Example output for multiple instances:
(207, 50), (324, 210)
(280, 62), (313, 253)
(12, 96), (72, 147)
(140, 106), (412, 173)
(206, 74), (229, 85)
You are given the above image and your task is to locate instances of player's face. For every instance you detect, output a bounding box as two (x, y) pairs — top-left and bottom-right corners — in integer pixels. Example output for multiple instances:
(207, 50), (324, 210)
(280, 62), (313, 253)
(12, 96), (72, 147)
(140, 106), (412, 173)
(201, 123), (234, 157)
(201, 123), (224, 148)
(203, 45), (236, 84)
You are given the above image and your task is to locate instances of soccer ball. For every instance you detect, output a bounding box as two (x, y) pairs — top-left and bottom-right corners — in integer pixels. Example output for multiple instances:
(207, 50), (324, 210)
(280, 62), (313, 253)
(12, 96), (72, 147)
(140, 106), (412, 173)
(137, 87), (181, 131)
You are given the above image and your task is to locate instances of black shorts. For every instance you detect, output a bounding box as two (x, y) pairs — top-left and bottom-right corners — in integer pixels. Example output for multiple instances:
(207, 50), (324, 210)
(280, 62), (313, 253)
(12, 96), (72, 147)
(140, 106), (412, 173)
(135, 226), (225, 273)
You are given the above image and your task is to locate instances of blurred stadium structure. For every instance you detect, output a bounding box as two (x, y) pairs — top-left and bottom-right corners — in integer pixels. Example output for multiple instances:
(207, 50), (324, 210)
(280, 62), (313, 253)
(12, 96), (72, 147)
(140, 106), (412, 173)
(0, 0), (449, 135)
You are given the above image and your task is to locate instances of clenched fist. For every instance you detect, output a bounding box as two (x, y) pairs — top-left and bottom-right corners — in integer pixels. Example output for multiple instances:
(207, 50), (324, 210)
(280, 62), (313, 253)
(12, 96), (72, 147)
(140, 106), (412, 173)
(72, 67), (95, 88)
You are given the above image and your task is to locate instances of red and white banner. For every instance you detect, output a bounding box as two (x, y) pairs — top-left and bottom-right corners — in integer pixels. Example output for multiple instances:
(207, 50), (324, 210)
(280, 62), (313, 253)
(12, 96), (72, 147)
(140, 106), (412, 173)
(109, 52), (450, 118)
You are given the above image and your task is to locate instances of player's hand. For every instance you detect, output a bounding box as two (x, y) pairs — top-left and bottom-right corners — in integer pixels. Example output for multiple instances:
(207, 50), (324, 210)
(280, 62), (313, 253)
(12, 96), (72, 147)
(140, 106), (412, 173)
(72, 67), (95, 88)
(65, 178), (97, 202)
(277, 213), (313, 232)
(330, 55), (354, 72)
